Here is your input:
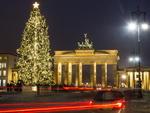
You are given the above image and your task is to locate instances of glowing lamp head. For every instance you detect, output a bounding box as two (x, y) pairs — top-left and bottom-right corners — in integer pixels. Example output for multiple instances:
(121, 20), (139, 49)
(129, 57), (134, 62)
(135, 56), (140, 62)
(127, 22), (137, 31)
(141, 23), (149, 30)
(129, 56), (140, 63)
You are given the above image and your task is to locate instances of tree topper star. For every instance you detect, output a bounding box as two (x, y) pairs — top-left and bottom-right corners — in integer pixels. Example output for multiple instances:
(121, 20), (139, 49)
(33, 2), (39, 8)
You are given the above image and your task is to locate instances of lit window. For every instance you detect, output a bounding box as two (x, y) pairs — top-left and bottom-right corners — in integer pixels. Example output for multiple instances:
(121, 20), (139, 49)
(3, 80), (6, 86)
(2, 63), (6, 68)
(0, 80), (1, 86)
(0, 57), (2, 60)
(3, 70), (6, 76)
(3, 63), (6, 68)
(0, 71), (1, 76)
(0, 63), (1, 69)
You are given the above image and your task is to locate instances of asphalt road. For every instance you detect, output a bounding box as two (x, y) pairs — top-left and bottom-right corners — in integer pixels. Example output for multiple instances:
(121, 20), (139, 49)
(36, 104), (149, 113)
(0, 91), (150, 113)
(62, 98), (150, 113)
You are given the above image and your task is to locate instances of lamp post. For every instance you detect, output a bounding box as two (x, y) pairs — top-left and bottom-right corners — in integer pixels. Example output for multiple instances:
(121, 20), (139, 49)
(127, 7), (149, 98)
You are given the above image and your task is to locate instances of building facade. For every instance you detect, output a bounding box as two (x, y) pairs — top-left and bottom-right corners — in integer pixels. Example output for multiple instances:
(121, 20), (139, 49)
(54, 49), (118, 87)
(0, 53), (17, 86)
(118, 67), (150, 90)
(54, 35), (119, 87)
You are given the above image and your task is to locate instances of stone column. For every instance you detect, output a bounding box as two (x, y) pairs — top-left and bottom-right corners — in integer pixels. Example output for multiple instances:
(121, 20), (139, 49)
(102, 63), (107, 87)
(143, 72), (147, 90)
(57, 62), (62, 85)
(78, 63), (82, 86)
(133, 70), (135, 88)
(90, 62), (96, 87)
(148, 71), (150, 90)
(126, 72), (130, 88)
(130, 72), (134, 88)
(67, 63), (72, 85)
(64, 64), (67, 85)
(146, 72), (149, 90)
(112, 64), (117, 87)
(75, 65), (78, 86)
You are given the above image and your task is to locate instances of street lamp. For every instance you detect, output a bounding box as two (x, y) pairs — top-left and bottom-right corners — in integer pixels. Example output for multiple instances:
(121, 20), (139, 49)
(128, 56), (140, 63)
(127, 21), (148, 90)
(127, 7), (149, 98)
(127, 21), (137, 31)
(127, 22), (149, 31)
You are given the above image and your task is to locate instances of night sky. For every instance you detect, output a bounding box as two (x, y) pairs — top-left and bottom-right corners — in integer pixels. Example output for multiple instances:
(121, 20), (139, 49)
(0, 0), (150, 67)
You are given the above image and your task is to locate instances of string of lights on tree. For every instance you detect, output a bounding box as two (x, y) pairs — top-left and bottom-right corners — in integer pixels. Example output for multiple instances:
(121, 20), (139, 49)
(17, 2), (54, 86)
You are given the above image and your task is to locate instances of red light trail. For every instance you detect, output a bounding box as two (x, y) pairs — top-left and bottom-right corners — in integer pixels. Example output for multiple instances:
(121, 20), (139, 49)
(0, 100), (125, 113)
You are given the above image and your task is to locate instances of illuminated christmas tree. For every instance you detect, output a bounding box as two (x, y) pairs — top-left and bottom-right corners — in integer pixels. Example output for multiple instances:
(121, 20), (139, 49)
(17, 2), (54, 86)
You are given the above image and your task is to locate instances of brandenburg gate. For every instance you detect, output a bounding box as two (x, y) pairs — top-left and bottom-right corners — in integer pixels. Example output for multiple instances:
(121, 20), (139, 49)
(54, 34), (119, 87)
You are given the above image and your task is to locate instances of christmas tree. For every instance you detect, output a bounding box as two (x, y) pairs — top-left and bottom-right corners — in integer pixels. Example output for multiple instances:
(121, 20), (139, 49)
(17, 2), (54, 86)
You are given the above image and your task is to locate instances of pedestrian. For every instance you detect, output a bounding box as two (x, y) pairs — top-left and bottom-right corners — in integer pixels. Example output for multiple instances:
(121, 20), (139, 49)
(17, 80), (23, 92)
(9, 81), (14, 92)
(6, 83), (10, 92)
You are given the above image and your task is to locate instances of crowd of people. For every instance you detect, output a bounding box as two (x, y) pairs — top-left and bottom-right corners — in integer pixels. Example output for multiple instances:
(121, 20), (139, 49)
(6, 80), (23, 92)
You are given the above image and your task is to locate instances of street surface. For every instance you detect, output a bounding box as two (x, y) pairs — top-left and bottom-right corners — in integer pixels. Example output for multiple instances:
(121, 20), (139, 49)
(0, 91), (150, 113)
